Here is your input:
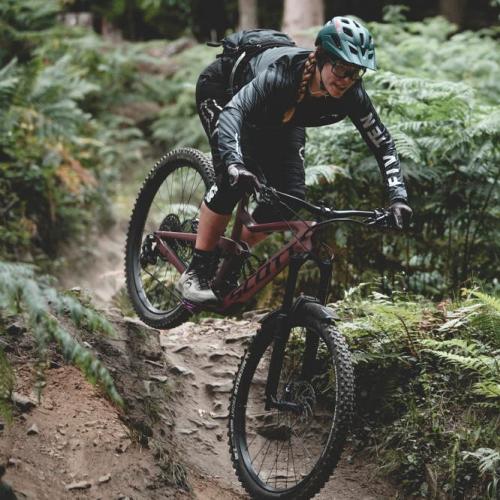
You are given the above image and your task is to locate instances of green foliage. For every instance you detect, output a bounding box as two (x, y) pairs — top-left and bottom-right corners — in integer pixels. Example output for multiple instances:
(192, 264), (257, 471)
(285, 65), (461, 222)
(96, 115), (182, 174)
(0, 261), (123, 406)
(336, 287), (500, 498)
(305, 16), (500, 297)
(0, 347), (15, 422)
(90, 0), (192, 40)
(150, 44), (214, 150)
(0, 0), (60, 64)
(0, 2), (150, 263)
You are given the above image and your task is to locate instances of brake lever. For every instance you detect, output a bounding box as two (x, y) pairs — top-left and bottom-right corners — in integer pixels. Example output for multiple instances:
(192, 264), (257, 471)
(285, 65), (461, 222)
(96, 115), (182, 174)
(254, 185), (277, 205)
(364, 208), (395, 229)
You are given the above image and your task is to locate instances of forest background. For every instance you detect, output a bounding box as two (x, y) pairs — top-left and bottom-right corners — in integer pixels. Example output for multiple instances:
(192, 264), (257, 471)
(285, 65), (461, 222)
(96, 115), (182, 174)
(0, 0), (499, 498)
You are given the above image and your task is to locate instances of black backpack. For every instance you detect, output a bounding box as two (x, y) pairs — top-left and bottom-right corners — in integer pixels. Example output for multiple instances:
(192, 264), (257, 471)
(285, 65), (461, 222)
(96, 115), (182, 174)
(208, 29), (296, 91)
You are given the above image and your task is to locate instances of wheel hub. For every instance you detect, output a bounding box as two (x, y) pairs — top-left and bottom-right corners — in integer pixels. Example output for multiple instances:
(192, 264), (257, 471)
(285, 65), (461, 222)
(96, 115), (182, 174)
(284, 380), (316, 420)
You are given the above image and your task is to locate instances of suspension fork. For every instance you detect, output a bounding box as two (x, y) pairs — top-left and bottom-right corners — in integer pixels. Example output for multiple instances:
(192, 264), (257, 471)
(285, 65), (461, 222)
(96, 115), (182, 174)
(301, 258), (333, 382)
(265, 253), (307, 411)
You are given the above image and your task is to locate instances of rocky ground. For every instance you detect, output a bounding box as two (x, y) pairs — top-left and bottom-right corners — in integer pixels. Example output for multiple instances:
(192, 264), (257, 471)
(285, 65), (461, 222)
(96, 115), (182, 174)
(0, 300), (397, 499)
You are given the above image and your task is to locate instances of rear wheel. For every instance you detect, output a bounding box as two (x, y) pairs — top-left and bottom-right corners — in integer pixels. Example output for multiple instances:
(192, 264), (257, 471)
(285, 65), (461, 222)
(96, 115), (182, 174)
(125, 148), (215, 329)
(229, 314), (354, 499)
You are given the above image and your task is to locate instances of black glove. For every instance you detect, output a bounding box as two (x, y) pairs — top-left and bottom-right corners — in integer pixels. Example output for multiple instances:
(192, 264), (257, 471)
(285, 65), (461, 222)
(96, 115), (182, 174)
(227, 164), (261, 192)
(390, 199), (413, 230)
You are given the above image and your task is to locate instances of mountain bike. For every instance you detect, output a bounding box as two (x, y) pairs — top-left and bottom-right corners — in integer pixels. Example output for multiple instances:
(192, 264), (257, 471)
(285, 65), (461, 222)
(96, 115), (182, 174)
(125, 147), (396, 499)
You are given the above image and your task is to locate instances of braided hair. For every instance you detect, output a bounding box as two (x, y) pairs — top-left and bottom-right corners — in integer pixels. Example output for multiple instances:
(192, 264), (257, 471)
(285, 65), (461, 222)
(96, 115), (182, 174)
(282, 50), (318, 124)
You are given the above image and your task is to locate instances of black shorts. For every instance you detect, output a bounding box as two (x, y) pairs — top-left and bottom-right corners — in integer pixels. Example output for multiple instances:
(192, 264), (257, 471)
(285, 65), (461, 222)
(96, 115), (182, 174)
(196, 58), (306, 222)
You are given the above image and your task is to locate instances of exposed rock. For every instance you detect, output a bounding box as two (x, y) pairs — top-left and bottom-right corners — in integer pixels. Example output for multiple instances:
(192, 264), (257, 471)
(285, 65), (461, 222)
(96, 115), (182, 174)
(208, 351), (240, 362)
(209, 369), (235, 379)
(179, 428), (198, 435)
(199, 317), (216, 325)
(210, 412), (229, 420)
(98, 473), (111, 484)
(66, 480), (92, 490)
(171, 344), (192, 354)
(27, 423), (39, 435)
(6, 320), (26, 336)
(169, 365), (193, 376)
(188, 417), (203, 427)
(224, 332), (254, 344)
(145, 359), (164, 368)
(203, 422), (219, 430)
(205, 382), (233, 394)
(11, 392), (36, 412)
(115, 441), (130, 454)
(149, 375), (168, 383)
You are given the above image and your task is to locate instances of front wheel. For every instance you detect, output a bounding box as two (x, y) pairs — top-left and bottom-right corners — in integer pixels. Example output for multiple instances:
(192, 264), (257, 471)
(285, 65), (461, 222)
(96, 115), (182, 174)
(125, 148), (215, 329)
(228, 314), (354, 499)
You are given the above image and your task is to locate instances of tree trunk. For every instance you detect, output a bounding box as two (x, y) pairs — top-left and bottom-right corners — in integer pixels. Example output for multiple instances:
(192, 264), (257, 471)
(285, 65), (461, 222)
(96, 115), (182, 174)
(238, 0), (258, 30)
(282, 0), (324, 32)
(439, 0), (468, 26)
(282, 0), (324, 47)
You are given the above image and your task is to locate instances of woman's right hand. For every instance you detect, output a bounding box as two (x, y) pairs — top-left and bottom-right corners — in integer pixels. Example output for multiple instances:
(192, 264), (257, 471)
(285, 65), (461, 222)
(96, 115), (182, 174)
(227, 164), (261, 192)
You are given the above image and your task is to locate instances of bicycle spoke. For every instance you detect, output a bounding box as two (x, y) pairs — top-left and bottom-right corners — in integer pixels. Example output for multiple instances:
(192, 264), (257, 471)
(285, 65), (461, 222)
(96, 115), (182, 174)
(237, 324), (343, 493)
(132, 160), (209, 315)
(256, 439), (274, 477)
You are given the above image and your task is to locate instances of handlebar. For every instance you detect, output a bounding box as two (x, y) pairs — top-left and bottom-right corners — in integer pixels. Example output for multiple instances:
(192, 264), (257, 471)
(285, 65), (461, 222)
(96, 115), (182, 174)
(254, 185), (397, 229)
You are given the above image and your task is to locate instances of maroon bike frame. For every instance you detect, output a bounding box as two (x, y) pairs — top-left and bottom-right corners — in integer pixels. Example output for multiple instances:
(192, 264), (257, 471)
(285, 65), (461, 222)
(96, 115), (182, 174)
(153, 195), (320, 312)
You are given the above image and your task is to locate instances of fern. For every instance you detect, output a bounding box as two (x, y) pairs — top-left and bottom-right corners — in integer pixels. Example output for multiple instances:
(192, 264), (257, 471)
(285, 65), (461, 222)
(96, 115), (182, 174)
(305, 164), (350, 186)
(0, 261), (123, 406)
(420, 336), (500, 407)
(0, 346), (14, 421)
(462, 448), (500, 499)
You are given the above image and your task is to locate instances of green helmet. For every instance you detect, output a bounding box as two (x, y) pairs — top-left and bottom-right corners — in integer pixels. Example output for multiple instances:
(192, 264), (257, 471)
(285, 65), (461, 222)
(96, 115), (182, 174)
(315, 16), (376, 70)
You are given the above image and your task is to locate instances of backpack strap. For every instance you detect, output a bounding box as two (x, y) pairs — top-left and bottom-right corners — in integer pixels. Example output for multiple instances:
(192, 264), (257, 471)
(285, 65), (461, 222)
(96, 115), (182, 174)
(228, 42), (295, 95)
(229, 50), (248, 91)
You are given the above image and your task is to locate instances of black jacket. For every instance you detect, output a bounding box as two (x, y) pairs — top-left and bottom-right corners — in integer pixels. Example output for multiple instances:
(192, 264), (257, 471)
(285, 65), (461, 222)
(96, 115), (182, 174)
(217, 47), (408, 202)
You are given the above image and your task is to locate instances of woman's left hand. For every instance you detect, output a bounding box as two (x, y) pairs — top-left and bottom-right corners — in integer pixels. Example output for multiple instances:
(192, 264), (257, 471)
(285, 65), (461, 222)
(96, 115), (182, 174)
(390, 200), (413, 230)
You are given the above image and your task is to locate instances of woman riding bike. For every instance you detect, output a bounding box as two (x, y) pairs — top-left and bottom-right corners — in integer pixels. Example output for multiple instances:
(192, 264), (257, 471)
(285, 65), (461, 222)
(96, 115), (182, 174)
(176, 16), (412, 305)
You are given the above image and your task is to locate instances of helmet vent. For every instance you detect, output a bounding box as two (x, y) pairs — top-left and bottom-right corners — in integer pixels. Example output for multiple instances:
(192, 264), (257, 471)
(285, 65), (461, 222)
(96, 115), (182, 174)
(360, 33), (364, 45)
(331, 33), (342, 48)
(349, 45), (358, 55)
(341, 18), (350, 24)
(343, 27), (353, 37)
(368, 53), (374, 59)
(353, 20), (361, 28)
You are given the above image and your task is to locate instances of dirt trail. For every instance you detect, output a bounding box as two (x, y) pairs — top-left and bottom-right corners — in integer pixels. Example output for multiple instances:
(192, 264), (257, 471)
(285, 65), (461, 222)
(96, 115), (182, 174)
(1, 305), (397, 499)
(58, 221), (127, 306)
(161, 315), (396, 500)
(1, 214), (397, 499)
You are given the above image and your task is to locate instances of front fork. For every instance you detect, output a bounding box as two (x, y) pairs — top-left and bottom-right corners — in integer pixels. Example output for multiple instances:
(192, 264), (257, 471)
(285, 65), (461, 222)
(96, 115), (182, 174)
(265, 253), (333, 412)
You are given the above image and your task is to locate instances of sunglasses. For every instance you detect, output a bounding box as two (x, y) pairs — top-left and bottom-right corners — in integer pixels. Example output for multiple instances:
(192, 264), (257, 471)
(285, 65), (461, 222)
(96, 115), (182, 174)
(328, 59), (366, 81)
